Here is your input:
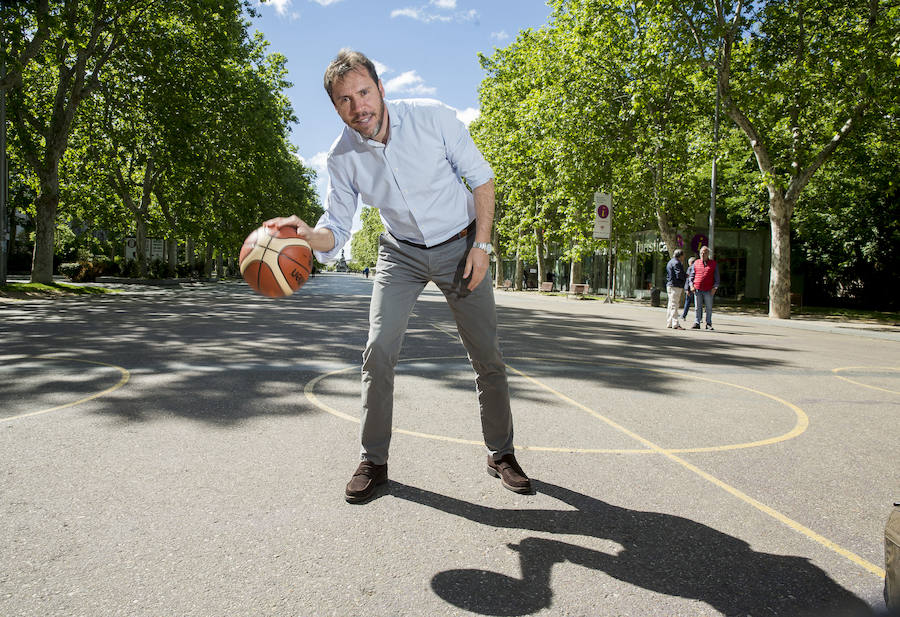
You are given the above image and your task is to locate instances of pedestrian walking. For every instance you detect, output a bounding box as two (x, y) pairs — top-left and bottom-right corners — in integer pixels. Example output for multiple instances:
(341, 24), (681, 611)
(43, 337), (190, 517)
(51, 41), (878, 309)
(692, 246), (720, 330)
(665, 249), (687, 329)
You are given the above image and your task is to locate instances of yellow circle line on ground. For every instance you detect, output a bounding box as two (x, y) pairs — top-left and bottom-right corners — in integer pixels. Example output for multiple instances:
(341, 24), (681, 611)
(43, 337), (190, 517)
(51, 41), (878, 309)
(832, 366), (900, 395)
(304, 356), (487, 447)
(305, 354), (882, 578)
(508, 360), (809, 454)
(305, 356), (808, 455)
(0, 356), (131, 423)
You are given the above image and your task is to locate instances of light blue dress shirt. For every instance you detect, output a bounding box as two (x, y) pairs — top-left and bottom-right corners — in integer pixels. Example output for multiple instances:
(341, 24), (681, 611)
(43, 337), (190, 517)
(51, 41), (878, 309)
(313, 98), (494, 263)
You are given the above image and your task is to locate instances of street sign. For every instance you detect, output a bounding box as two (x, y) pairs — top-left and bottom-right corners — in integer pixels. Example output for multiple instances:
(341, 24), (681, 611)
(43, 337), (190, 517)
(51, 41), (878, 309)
(592, 192), (613, 239)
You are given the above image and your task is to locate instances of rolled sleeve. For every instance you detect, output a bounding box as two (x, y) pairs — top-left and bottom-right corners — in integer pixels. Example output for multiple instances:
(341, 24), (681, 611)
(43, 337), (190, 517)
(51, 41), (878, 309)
(441, 106), (493, 189)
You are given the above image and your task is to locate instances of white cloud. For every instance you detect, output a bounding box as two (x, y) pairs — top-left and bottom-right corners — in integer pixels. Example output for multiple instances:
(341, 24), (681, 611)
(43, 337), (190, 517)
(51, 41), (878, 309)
(264, 0), (291, 14)
(383, 70), (436, 96)
(491, 30), (509, 41)
(302, 151), (329, 174)
(373, 60), (391, 79)
(309, 0), (344, 5)
(455, 107), (480, 126)
(256, 0), (300, 20)
(391, 4), (477, 23)
(390, 7), (450, 22)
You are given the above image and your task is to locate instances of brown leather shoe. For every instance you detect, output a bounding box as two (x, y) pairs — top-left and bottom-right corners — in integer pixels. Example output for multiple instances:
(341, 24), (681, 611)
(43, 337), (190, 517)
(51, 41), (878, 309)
(487, 453), (532, 494)
(345, 461), (388, 504)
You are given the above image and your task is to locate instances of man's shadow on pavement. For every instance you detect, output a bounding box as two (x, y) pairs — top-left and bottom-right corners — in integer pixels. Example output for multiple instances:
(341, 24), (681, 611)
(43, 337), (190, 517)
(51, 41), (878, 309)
(390, 480), (873, 617)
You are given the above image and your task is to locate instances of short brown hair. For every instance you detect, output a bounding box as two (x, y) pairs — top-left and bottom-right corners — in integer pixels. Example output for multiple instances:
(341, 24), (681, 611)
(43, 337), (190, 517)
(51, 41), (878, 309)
(324, 49), (379, 100)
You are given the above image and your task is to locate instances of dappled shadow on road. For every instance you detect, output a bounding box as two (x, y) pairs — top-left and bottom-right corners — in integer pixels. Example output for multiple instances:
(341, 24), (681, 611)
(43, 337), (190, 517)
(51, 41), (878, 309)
(0, 277), (793, 425)
(391, 480), (873, 617)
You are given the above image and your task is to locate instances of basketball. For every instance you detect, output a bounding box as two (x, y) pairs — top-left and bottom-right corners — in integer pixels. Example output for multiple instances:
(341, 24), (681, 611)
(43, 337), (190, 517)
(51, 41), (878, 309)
(239, 225), (313, 298)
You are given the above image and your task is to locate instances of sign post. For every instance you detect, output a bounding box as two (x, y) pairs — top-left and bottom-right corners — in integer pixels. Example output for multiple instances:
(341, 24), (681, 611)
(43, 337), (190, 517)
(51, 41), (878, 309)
(592, 192), (615, 302)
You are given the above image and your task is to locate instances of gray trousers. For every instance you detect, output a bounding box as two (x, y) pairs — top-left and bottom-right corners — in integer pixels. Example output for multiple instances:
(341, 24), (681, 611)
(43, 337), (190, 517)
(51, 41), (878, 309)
(359, 231), (515, 465)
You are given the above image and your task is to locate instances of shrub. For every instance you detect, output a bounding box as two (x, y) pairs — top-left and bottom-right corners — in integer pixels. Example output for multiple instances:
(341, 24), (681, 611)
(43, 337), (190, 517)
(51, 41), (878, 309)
(59, 260), (104, 282)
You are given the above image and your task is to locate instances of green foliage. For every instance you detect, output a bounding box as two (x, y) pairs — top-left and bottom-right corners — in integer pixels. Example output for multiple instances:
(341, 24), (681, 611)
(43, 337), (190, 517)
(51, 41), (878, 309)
(473, 0), (899, 307)
(350, 207), (384, 267)
(6, 0), (322, 281)
(58, 260), (102, 283)
(793, 116), (900, 307)
(474, 0), (715, 267)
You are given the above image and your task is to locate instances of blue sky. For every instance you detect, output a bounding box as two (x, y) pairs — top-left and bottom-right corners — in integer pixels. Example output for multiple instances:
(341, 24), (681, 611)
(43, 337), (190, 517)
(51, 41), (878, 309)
(248, 0), (553, 256)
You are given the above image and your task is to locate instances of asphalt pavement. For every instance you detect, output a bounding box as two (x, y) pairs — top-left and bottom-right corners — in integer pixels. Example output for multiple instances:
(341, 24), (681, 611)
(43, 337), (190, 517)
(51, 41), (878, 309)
(1, 273), (898, 617)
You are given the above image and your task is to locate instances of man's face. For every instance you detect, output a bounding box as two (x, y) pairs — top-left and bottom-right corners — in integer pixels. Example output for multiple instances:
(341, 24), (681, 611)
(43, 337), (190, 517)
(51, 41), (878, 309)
(331, 68), (387, 142)
(700, 247), (710, 260)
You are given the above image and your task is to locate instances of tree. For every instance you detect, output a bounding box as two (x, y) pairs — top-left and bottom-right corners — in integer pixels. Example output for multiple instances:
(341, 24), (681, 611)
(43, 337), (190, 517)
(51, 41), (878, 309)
(672, 0), (900, 317)
(16, 1), (321, 279)
(475, 1), (714, 291)
(9, 0), (147, 283)
(351, 206), (384, 268)
(792, 114), (900, 308)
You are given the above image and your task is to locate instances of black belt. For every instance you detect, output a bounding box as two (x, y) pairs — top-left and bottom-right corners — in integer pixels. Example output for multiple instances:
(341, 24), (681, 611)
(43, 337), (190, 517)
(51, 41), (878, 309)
(393, 220), (476, 250)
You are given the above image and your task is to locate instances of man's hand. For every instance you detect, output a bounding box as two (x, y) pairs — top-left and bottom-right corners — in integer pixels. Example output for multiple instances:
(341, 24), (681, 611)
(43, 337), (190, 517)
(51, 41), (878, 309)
(463, 245), (490, 291)
(263, 215), (335, 253)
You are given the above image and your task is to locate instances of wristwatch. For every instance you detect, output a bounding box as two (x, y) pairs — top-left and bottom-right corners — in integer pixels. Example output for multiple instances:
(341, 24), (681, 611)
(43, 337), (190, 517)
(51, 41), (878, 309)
(473, 241), (493, 255)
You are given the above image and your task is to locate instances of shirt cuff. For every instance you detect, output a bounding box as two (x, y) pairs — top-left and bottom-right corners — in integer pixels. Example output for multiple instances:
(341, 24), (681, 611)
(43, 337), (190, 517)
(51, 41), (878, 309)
(312, 224), (348, 263)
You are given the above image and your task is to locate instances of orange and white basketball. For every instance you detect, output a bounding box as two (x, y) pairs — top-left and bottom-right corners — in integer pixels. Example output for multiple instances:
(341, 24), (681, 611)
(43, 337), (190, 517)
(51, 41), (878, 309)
(239, 225), (313, 298)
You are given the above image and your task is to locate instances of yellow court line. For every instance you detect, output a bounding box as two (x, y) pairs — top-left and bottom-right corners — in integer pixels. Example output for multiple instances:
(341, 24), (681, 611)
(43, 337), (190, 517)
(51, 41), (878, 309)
(832, 366), (900, 395)
(304, 357), (807, 454)
(304, 357), (487, 447)
(507, 363), (884, 578)
(0, 356), (130, 423)
(430, 320), (810, 454)
(309, 321), (883, 578)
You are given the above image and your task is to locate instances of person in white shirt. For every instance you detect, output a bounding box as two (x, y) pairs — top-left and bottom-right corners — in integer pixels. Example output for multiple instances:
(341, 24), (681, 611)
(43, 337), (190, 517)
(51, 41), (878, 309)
(265, 49), (531, 503)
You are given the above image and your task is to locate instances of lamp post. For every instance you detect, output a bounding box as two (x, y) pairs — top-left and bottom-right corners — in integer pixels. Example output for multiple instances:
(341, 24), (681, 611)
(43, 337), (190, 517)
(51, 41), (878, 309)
(709, 60), (720, 258)
(709, 58), (722, 255)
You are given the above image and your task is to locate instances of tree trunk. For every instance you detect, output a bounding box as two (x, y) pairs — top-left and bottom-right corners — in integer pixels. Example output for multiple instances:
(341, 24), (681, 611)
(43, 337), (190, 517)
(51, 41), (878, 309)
(514, 249), (523, 291)
(656, 207), (679, 259)
(492, 226), (501, 288)
(569, 258), (582, 291)
(203, 243), (213, 278)
(768, 194), (793, 318)
(187, 238), (195, 271)
(534, 227), (545, 285)
(166, 238), (178, 277)
(5, 202), (16, 265)
(30, 173), (59, 284)
(611, 237), (619, 300)
(135, 215), (148, 278)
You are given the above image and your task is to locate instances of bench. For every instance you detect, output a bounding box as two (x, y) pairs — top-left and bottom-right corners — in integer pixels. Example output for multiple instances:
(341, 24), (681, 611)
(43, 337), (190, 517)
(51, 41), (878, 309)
(499, 279), (513, 291)
(539, 281), (554, 292)
(570, 283), (590, 298)
(790, 292), (802, 309)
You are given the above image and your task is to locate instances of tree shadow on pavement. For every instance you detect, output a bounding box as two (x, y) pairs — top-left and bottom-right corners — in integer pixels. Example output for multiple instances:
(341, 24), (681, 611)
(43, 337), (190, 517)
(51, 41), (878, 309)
(391, 480), (873, 617)
(0, 278), (797, 425)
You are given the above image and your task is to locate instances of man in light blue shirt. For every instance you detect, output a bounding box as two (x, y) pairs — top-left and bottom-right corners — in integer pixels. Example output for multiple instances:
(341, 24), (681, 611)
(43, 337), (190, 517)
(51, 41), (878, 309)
(266, 49), (530, 503)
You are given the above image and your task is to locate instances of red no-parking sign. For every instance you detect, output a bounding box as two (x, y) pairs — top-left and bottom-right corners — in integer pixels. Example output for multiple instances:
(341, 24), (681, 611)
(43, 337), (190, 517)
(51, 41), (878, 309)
(592, 192), (613, 239)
